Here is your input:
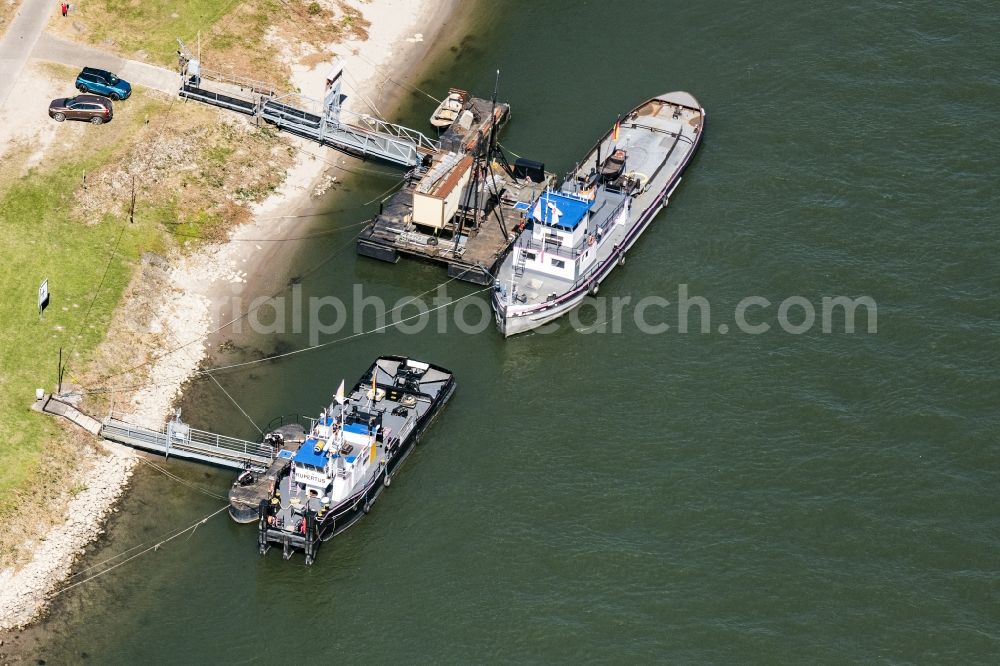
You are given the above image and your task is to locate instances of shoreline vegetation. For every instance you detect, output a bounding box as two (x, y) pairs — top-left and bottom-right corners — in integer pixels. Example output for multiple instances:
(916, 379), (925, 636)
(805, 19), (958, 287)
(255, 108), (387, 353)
(1, 0), (456, 631)
(44, 0), (371, 89)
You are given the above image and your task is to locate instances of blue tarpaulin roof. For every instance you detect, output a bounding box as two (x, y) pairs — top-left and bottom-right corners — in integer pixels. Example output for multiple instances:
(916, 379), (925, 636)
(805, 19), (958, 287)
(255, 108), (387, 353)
(531, 190), (592, 230)
(344, 422), (370, 435)
(294, 438), (329, 468)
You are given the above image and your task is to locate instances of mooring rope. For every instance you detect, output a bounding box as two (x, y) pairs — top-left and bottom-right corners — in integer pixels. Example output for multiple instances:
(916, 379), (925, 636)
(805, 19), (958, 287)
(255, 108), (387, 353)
(47, 504), (230, 599)
(136, 455), (229, 501)
(163, 330), (265, 438)
(83, 268), (482, 396)
(162, 216), (377, 242)
(363, 178), (407, 206)
(343, 70), (388, 121)
(351, 51), (442, 104)
(207, 372), (264, 435)
(199, 285), (493, 377)
(86, 227), (366, 389)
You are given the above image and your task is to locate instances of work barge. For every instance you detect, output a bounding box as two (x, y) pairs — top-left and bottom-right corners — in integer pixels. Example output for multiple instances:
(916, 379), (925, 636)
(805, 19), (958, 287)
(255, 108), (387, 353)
(172, 46), (551, 285)
(356, 95), (554, 285)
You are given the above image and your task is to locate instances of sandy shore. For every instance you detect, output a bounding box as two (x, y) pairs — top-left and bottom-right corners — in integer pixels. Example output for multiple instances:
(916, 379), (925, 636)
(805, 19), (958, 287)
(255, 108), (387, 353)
(0, 0), (458, 631)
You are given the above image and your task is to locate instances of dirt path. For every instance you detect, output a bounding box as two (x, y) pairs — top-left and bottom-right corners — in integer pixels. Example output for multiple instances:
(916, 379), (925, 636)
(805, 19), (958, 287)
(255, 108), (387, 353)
(0, 19), (179, 171)
(34, 33), (179, 95)
(0, 0), (53, 106)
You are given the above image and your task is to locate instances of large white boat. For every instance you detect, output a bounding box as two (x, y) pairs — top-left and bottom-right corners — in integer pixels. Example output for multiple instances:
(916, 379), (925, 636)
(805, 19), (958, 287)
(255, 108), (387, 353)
(492, 92), (705, 336)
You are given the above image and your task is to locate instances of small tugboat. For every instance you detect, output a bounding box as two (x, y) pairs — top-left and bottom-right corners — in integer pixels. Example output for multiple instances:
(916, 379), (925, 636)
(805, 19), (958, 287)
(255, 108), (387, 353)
(257, 356), (455, 564)
(429, 88), (468, 128)
(492, 91), (705, 336)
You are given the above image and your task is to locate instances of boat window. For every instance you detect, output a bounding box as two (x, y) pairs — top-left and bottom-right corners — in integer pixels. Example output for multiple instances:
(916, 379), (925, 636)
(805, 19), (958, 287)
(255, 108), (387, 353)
(525, 252), (536, 261)
(551, 259), (565, 269)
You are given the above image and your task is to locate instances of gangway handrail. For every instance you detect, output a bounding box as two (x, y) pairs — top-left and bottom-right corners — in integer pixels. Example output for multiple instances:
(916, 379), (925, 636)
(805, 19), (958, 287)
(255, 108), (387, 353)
(264, 92), (323, 116)
(177, 66), (437, 167)
(259, 94), (439, 153)
(343, 109), (440, 152)
(101, 416), (274, 469)
(198, 67), (276, 96)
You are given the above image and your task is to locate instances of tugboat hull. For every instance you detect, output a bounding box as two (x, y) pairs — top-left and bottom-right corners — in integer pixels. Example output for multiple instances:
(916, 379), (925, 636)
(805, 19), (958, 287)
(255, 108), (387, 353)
(257, 357), (455, 564)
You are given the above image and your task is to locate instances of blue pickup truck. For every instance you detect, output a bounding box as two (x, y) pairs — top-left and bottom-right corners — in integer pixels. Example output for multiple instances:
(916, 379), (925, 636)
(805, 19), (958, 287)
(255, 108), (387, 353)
(75, 67), (132, 100)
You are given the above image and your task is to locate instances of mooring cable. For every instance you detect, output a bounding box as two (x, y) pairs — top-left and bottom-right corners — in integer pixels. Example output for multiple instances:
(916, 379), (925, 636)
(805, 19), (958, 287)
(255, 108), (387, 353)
(363, 178), (407, 206)
(47, 504), (230, 599)
(85, 226), (366, 389)
(169, 329), (265, 437)
(351, 50), (442, 104)
(136, 457), (228, 500)
(207, 372), (264, 435)
(161, 216), (377, 242)
(86, 282), (494, 395)
(200, 285), (492, 377)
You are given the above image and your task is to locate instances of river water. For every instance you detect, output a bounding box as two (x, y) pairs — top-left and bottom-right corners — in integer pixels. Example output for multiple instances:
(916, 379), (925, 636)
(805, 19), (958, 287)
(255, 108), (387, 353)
(9, 0), (999, 662)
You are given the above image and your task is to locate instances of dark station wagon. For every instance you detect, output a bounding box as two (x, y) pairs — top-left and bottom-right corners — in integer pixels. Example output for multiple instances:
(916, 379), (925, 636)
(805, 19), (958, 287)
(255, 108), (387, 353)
(48, 94), (114, 124)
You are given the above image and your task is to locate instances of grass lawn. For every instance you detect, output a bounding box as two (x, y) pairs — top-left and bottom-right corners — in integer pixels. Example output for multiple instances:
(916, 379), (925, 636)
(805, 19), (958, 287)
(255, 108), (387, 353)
(0, 70), (292, 563)
(0, 94), (167, 537)
(48, 0), (369, 89)
(85, 0), (241, 63)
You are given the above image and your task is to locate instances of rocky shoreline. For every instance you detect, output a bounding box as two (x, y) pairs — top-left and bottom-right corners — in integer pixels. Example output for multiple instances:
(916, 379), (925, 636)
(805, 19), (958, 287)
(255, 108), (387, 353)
(0, 442), (137, 629)
(0, 0), (457, 632)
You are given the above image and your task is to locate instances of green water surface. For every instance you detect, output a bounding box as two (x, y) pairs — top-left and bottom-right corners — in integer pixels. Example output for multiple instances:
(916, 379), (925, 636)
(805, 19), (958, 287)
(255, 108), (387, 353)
(7, 0), (999, 662)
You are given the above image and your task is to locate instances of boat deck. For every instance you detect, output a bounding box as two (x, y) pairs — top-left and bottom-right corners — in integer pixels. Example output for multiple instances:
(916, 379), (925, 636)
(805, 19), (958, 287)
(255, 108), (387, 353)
(228, 424), (308, 522)
(263, 358), (449, 541)
(495, 93), (703, 312)
(357, 93), (559, 284)
(439, 96), (509, 154)
(358, 164), (553, 284)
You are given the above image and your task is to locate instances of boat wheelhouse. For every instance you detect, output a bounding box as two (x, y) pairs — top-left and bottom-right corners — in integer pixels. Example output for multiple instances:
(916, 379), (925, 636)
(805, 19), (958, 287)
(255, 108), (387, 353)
(508, 188), (630, 287)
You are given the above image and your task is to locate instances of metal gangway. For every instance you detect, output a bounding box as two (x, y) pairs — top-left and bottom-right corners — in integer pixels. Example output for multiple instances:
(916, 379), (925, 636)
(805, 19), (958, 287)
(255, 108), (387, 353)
(101, 411), (274, 472)
(176, 46), (439, 168)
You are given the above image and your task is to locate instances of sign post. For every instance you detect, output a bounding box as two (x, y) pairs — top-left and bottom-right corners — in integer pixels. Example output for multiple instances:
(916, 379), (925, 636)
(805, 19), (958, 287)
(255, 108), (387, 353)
(38, 278), (49, 319)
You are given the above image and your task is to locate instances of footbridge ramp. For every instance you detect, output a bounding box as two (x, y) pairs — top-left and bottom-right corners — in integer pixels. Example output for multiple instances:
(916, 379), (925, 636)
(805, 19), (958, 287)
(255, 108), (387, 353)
(176, 51), (438, 168)
(100, 413), (274, 472)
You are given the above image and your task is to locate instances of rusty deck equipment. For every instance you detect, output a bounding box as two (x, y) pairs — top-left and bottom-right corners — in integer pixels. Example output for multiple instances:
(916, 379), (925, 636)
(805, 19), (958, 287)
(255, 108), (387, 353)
(357, 96), (555, 284)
